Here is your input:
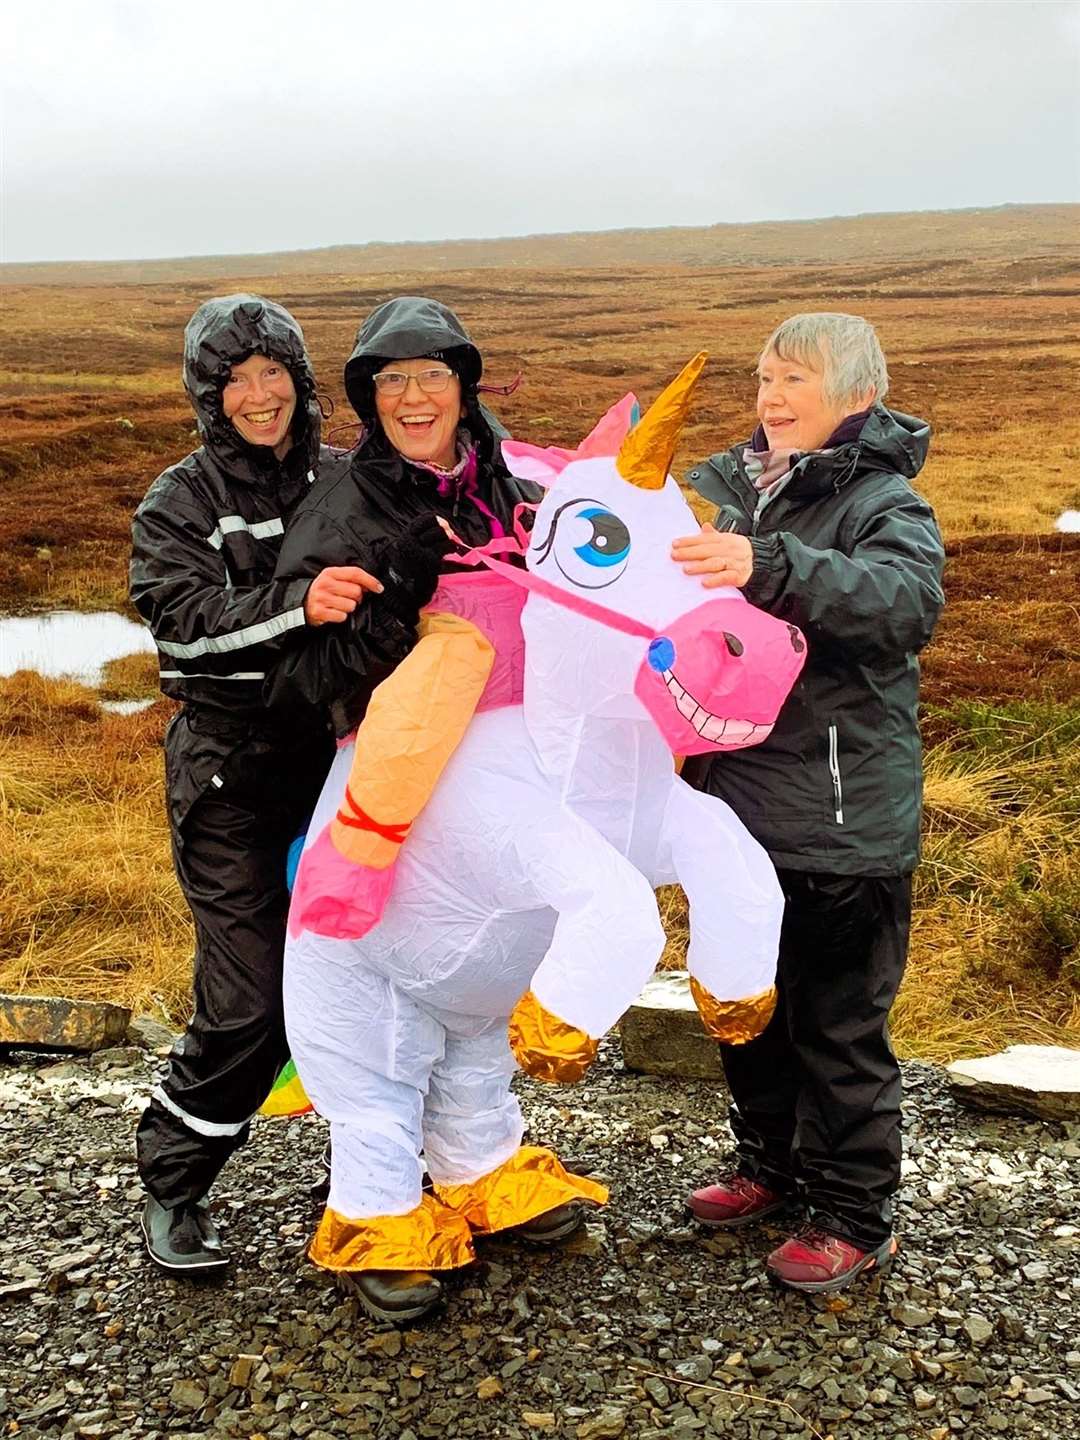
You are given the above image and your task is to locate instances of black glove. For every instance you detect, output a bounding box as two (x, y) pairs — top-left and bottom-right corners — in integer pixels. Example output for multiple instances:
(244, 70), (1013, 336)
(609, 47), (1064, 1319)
(379, 513), (455, 622)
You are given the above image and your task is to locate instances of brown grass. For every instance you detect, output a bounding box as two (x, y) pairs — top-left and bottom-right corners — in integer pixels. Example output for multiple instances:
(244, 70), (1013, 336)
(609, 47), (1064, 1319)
(99, 651), (160, 702)
(0, 675), (189, 1020)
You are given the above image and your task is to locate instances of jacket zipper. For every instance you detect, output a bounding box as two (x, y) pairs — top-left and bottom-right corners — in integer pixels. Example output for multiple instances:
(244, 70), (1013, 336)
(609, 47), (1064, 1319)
(828, 723), (844, 825)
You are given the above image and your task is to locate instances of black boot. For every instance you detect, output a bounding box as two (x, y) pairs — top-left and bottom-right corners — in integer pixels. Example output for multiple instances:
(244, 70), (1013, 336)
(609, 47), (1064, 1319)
(338, 1269), (444, 1324)
(507, 1202), (585, 1244)
(141, 1195), (229, 1272)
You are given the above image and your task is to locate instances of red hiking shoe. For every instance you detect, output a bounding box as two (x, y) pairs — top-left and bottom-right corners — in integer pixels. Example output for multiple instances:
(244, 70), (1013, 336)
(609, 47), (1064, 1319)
(688, 1173), (791, 1229)
(766, 1225), (898, 1293)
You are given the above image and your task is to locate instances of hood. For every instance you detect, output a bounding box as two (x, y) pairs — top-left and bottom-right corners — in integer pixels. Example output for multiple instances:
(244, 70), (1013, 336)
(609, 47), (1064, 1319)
(182, 293), (321, 483)
(691, 404), (930, 508)
(343, 295), (483, 422)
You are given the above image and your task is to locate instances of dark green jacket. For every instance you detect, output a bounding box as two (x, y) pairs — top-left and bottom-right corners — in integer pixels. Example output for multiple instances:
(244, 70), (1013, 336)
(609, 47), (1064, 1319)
(685, 406), (945, 876)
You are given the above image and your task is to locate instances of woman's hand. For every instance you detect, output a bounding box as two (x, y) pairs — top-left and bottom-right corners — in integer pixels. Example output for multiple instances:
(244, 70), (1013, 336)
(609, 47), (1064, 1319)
(304, 565), (384, 625)
(672, 523), (754, 589)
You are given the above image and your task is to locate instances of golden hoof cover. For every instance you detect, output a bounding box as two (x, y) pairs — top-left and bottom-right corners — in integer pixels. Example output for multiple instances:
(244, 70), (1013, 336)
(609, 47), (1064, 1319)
(435, 1144), (607, 1234)
(309, 1191), (476, 1274)
(690, 976), (778, 1045)
(507, 990), (600, 1082)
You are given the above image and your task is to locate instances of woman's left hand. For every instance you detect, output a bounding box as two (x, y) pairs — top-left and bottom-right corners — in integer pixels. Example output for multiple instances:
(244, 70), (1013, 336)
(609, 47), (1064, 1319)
(672, 523), (754, 589)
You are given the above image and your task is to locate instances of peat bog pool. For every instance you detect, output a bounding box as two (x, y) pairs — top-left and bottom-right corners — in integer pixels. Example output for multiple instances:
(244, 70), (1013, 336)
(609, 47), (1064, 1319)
(0, 610), (156, 709)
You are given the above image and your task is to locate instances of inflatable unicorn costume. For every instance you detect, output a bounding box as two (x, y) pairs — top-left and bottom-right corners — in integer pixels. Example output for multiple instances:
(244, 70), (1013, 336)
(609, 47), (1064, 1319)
(283, 355), (806, 1283)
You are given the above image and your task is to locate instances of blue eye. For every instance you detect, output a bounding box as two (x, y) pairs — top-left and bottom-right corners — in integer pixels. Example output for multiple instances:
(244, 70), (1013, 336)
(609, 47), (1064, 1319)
(533, 496), (632, 590)
(573, 506), (630, 568)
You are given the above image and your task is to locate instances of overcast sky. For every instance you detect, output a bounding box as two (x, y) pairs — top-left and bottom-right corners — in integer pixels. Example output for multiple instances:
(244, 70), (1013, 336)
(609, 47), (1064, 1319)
(4, 0), (1078, 264)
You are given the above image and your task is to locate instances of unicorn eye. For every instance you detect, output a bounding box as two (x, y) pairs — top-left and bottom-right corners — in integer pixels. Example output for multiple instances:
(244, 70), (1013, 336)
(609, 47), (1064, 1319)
(536, 500), (631, 589)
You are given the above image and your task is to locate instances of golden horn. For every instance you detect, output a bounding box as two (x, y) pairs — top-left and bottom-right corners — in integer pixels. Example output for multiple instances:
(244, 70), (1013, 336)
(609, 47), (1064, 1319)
(616, 350), (708, 490)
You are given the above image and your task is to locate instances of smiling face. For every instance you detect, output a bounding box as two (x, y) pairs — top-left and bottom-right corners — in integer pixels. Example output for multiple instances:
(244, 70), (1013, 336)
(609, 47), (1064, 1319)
(374, 358), (465, 469)
(222, 353), (297, 459)
(756, 347), (872, 453)
(518, 454), (807, 754)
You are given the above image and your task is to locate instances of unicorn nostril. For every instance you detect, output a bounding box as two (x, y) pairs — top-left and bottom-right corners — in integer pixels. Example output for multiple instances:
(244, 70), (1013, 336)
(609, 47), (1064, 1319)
(787, 624), (806, 654)
(723, 632), (744, 657)
(648, 637), (676, 673)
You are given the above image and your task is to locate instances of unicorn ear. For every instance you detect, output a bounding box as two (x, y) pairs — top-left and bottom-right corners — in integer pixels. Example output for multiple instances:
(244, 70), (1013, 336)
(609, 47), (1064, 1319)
(502, 392), (643, 486)
(576, 393), (640, 458)
(501, 440), (572, 487)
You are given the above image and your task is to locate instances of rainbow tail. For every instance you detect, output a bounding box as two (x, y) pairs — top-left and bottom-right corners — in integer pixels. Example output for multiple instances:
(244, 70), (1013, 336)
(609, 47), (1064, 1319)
(260, 1058), (313, 1118)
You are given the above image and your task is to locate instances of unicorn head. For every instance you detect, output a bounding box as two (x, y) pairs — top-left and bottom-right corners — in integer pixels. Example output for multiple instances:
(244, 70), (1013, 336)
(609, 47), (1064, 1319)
(502, 354), (806, 754)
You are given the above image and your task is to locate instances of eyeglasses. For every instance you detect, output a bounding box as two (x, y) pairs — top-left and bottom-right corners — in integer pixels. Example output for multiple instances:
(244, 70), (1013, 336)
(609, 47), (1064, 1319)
(373, 367), (456, 397)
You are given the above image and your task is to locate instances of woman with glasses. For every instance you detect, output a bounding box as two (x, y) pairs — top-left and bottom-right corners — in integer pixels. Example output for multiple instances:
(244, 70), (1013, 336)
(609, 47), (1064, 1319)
(268, 296), (555, 1321)
(268, 295), (536, 737)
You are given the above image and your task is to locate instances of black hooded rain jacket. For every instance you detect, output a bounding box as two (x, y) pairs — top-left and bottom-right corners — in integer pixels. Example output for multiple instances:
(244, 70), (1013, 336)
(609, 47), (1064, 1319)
(268, 296), (538, 732)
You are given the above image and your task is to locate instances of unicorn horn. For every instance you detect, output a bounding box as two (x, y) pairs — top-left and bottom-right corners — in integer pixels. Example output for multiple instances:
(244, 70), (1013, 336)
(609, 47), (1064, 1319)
(616, 350), (708, 490)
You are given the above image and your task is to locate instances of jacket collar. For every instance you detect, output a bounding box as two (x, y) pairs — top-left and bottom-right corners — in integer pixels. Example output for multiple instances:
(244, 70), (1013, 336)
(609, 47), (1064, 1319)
(693, 405), (930, 510)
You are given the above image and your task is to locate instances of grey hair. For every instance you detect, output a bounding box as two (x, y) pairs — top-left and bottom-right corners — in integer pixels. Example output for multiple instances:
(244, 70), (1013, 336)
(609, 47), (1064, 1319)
(758, 312), (889, 406)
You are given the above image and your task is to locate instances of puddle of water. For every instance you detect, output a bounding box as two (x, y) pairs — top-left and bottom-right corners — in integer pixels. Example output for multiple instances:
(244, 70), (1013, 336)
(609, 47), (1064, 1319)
(101, 698), (156, 716)
(0, 610), (156, 689)
(1055, 510), (1080, 533)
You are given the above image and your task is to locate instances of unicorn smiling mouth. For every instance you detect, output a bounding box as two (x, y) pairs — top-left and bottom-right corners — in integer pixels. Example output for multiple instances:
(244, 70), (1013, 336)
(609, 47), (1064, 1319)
(663, 669), (770, 745)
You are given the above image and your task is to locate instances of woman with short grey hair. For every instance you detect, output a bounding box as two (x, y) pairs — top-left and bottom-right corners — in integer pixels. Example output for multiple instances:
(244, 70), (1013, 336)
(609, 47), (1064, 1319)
(672, 312), (945, 1295)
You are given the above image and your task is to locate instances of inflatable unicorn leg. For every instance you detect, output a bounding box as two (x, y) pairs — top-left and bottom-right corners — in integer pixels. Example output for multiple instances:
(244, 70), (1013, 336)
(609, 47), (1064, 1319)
(656, 777), (784, 1043)
(508, 806), (669, 1082)
(419, 1015), (607, 1235)
(283, 952), (474, 1273)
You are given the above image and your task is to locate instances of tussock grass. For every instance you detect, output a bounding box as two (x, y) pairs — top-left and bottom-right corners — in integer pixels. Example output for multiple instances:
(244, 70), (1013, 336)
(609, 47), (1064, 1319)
(0, 675), (191, 1023)
(99, 651), (159, 701)
(2, 240), (1078, 1048)
(897, 703), (1080, 1058)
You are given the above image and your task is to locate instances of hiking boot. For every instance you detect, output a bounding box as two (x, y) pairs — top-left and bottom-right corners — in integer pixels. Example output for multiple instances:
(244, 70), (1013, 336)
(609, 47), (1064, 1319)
(507, 1202), (585, 1245)
(688, 1173), (791, 1229)
(766, 1225), (898, 1294)
(338, 1269), (444, 1324)
(141, 1195), (229, 1272)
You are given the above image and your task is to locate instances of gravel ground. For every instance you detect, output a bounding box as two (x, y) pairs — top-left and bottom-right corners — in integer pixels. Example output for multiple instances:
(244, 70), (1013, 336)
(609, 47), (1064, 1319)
(1, 1042), (1078, 1440)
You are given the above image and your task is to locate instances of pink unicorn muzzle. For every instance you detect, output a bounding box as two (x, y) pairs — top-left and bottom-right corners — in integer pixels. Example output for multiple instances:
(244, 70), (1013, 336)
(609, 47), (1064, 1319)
(634, 597), (806, 755)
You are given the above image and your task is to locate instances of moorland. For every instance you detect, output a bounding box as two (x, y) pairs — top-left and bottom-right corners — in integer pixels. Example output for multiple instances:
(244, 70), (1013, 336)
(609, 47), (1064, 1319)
(1, 203), (1078, 1057)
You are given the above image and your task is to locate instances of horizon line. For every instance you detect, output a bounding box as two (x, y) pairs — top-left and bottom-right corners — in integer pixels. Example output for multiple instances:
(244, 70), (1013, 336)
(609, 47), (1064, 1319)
(2, 200), (1077, 272)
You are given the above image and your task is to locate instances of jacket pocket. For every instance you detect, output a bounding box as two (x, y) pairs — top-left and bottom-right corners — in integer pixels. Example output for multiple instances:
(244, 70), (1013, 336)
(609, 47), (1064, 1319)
(165, 713), (243, 837)
(827, 722), (845, 825)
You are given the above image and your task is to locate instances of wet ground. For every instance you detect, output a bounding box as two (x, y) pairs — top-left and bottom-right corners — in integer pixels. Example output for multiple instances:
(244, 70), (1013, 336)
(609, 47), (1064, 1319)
(1, 1043), (1077, 1440)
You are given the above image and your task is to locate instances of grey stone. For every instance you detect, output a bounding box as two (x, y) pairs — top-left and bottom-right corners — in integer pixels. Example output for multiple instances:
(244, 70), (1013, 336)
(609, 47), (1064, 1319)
(673, 1357), (712, 1383)
(169, 1380), (206, 1410)
(963, 1314), (994, 1345)
(619, 972), (725, 1080)
(947, 1045), (1080, 1122)
(126, 1015), (177, 1053)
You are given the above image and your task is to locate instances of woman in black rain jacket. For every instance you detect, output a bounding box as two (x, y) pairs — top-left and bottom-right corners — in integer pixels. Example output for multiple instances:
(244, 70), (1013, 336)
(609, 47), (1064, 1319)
(268, 295), (538, 736)
(130, 295), (440, 1273)
(674, 312), (945, 1296)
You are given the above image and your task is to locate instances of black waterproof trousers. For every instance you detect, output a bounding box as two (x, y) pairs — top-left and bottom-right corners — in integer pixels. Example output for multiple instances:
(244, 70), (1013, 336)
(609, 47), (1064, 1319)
(137, 708), (333, 1209)
(720, 870), (912, 1249)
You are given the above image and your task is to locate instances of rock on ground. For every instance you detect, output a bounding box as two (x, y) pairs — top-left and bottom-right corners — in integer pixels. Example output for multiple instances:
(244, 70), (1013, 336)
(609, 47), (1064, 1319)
(947, 1044), (1080, 1123)
(1, 1044), (1078, 1439)
(619, 971), (725, 1080)
(0, 994), (131, 1054)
